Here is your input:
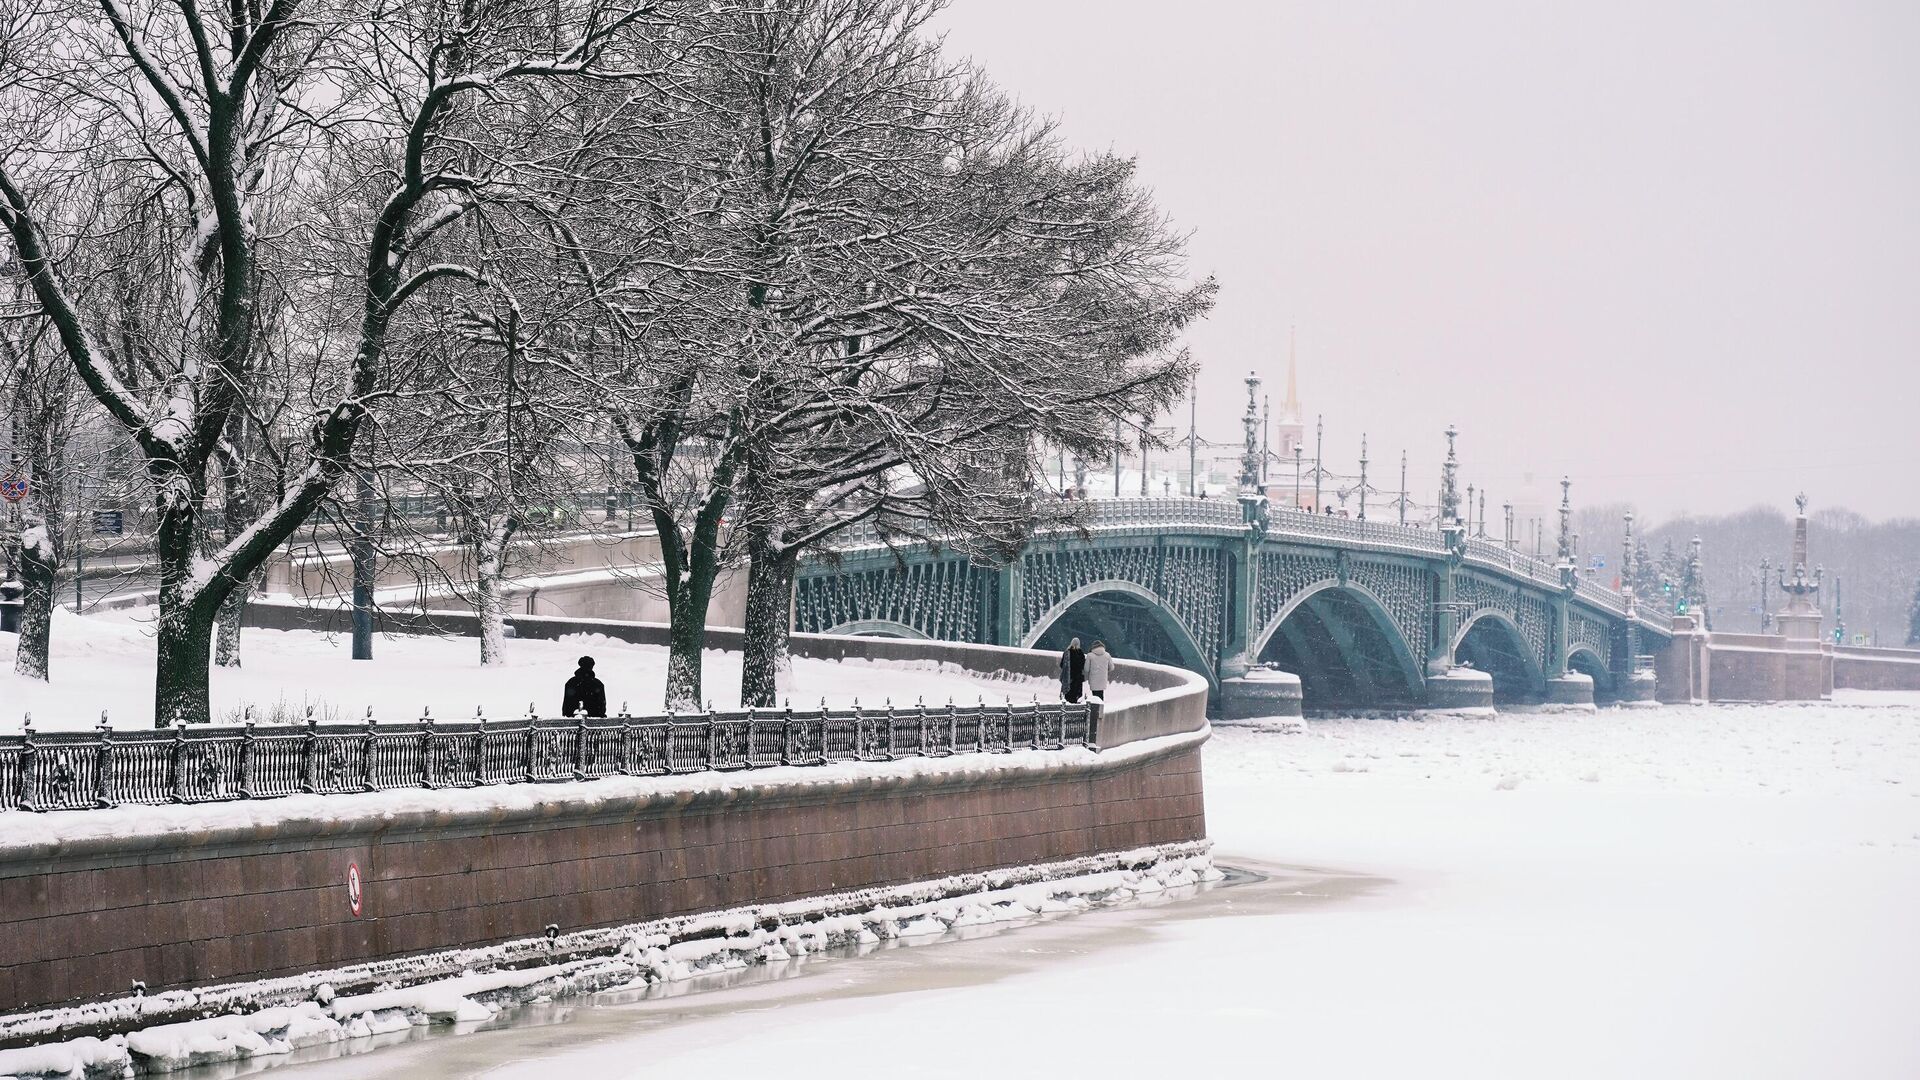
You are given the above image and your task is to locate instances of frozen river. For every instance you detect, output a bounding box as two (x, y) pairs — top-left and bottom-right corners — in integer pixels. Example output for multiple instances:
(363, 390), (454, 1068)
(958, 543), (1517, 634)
(261, 697), (1920, 1079)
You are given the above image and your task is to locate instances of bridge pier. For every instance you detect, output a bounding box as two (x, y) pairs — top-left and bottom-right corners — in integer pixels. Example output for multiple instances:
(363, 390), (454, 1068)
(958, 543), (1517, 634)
(1543, 672), (1596, 708)
(1220, 668), (1303, 719)
(1422, 668), (1494, 711)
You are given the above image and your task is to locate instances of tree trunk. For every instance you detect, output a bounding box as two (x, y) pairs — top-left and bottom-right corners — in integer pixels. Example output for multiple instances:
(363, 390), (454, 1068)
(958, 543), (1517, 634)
(475, 516), (515, 667)
(154, 604), (216, 728)
(740, 531), (796, 709)
(664, 566), (716, 711)
(477, 567), (507, 666)
(152, 497), (222, 727)
(12, 516), (57, 681)
(214, 421), (258, 668)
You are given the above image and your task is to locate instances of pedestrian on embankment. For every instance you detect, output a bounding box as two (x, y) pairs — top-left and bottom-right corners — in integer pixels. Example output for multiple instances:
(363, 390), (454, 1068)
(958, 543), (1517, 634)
(1059, 638), (1087, 704)
(1085, 640), (1112, 701)
(563, 656), (607, 718)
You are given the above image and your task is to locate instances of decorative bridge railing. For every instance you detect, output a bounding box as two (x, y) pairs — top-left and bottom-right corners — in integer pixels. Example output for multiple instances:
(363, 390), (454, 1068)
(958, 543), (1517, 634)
(0, 701), (1101, 814)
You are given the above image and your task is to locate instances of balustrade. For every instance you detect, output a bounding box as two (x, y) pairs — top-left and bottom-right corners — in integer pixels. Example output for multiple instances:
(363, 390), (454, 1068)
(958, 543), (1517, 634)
(1, 699), (1101, 814)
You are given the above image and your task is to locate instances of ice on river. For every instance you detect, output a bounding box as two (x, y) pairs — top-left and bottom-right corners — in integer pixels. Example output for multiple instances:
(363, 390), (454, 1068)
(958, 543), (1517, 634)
(290, 698), (1920, 1080)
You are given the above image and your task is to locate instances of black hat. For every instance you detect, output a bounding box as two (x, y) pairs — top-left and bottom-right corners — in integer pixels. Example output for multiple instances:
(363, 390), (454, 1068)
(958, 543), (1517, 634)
(577, 656), (595, 669)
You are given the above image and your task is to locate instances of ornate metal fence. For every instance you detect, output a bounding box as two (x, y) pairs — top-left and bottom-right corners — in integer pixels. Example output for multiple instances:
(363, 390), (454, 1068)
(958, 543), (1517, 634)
(0, 701), (1101, 813)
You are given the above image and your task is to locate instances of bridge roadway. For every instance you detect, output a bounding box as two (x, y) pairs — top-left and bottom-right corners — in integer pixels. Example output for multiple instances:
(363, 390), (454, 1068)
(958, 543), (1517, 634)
(794, 498), (1673, 713)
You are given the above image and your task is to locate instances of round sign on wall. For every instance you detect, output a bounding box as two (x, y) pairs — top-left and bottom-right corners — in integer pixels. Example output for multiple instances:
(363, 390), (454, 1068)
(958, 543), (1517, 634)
(347, 862), (363, 917)
(0, 474), (28, 503)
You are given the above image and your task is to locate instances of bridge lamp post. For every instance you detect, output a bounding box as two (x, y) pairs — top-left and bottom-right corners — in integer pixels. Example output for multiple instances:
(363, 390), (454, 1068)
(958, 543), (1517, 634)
(1187, 374), (1198, 497)
(1399, 450), (1408, 525)
(1313, 414), (1324, 512)
(1758, 556), (1772, 632)
(1293, 445), (1303, 509)
(1357, 434), (1369, 521)
(1504, 501), (1514, 549)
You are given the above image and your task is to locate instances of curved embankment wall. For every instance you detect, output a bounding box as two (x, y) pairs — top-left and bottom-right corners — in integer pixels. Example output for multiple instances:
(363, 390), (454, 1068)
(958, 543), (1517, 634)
(0, 617), (1207, 1016)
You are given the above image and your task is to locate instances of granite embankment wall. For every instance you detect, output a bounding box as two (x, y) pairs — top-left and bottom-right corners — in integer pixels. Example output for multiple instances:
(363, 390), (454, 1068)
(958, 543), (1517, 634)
(1652, 622), (1920, 702)
(0, 621), (1208, 1015)
(1834, 644), (1920, 692)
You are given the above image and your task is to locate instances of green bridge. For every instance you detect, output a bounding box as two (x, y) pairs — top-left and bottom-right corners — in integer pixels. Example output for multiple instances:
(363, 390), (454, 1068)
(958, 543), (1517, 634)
(796, 496), (1672, 713)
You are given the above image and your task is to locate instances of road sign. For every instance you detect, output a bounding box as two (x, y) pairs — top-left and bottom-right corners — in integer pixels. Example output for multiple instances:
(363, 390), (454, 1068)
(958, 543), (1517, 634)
(91, 510), (123, 536)
(0, 474), (27, 503)
(347, 862), (363, 917)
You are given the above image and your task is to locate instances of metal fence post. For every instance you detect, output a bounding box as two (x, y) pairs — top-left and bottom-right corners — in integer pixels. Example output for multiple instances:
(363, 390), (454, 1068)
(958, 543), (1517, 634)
(94, 714), (115, 808)
(522, 710), (538, 783)
(1086, 701), (1102, 750)
(299, 712), (319, 793)
(419, 713), (437, 789)
(359, 708), (377, 791)
(572, 709), (588, 780)
(237, 714), (257, 799)
(168, 720), (187, 803)
(16, 722), (36, 812)
(616, 703), (631, 775)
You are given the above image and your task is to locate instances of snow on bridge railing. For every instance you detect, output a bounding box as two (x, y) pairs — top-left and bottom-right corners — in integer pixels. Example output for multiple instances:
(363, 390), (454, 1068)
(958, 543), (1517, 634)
(0, 701), (1101, 814)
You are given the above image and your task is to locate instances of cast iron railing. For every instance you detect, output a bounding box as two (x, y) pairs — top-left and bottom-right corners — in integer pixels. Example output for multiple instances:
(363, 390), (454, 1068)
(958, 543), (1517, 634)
(0, 700), (1101, 814)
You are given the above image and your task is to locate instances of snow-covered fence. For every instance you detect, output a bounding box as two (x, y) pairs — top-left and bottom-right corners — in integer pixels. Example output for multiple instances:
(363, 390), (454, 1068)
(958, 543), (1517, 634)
(0, 702), (1101, 813)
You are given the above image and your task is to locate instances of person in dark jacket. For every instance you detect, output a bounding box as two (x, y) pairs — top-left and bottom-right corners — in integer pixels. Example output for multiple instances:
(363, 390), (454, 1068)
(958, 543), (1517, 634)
(1059, 638), (1087, 704)
(563, 656), (607, 718)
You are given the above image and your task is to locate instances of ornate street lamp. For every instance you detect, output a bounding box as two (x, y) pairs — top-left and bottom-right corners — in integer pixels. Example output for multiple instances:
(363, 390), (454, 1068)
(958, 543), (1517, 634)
(1358, 433), (1369, 521)
(1313, 414), (1324, 512)
(1398, 450), (1408, 525)
(1758, 556), (1772, 632)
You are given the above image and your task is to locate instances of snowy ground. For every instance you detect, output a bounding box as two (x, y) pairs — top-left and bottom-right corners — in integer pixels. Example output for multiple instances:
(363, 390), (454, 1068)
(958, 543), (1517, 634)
(276, 698), (1920, 1079)
(0, 610), (1123, 733)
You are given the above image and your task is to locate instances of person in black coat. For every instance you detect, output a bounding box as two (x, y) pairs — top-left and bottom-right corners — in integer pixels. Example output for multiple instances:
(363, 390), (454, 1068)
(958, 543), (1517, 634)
(1058, 638), (1087, 704)
(563, 656), (607, 718)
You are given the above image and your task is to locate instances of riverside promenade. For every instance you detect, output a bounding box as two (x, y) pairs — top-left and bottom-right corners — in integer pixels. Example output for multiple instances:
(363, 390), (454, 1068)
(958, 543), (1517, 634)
(0, 628), (1208, 1018)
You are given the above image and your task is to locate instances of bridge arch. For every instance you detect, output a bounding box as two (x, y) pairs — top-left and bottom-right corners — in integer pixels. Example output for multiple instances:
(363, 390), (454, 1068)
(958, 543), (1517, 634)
(1021, 579), (1215, 682)
(1565, 645), (1615, 701)
(1451, 609), (1546, 704)
(1253, 579), (1426, 710)
(823, 619), (931, 639)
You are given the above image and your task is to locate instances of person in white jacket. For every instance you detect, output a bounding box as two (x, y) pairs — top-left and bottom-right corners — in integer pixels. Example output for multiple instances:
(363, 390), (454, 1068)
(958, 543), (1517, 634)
(1084, 640), (1113, 701)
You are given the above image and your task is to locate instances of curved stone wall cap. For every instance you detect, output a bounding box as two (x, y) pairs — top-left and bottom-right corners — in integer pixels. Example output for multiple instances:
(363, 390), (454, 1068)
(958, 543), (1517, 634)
(1437, 667), (1495, 682)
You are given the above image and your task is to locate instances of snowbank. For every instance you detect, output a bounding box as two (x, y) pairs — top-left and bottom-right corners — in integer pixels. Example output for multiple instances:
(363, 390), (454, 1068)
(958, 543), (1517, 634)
(0, 608), (1142, 733)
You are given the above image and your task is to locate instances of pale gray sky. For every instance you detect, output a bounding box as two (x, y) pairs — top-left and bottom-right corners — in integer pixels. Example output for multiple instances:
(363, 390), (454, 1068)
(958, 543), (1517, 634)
(937, 1), (1920, 522)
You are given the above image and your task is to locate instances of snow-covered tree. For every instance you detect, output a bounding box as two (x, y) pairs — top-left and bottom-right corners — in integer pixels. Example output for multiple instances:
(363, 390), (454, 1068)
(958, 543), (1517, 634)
(569, 0), (1210, 708)
(0, 0), (677, 724)
(0, 286), (78, 679)
(1907, 576), (1920, 647)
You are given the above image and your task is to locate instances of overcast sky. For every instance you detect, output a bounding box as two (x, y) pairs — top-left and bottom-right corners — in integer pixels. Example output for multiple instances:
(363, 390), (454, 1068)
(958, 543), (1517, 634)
(936, 1), (1920, 523)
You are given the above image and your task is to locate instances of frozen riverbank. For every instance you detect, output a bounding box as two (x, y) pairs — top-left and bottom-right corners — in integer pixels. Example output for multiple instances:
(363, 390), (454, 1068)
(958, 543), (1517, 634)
(266, 698), (1920, 1079)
